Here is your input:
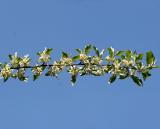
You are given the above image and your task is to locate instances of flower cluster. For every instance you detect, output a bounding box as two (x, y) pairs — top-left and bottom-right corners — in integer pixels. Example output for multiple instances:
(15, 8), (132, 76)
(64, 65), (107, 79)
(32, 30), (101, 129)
(19, 55), (30, 67)
(9, 52), (31, 68)
(37, 48), (52, 63)
(45, 61), (64, 77)
(0, 64), (12, 81)
(0, 45), (157, 86)
(31, 65), (44, 80)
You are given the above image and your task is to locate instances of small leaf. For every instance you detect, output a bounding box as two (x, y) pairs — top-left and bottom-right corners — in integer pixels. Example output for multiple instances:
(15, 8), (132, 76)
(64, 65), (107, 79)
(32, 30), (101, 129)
(146, 51), (155, 66)
(135, 54), (143, 63)
(62, 51), (68, 58)
(93, 46), (100, 57)
(136, 53), (143, 60)
(71, 74), (77, 86)
(121, 55), (125, 59)
(33, 74), (40, 81)
(75, 49), (82, 54)
(119, 74), (128, 79)
(8, 54), (12, 60)
(72, 55), (80, 62)
(45, 48), (53, 55)
(108, 74), (116, 84)
(4, 77), (9, 82)
(107, 47), (114, 57)
(136, 62), (143, 69)
(131, 75), (143, 86)
(142, 72), (151, 80)
(131, 66), (137, 70)
(42, 66), (47, 71)
(80, 72), (86, 76)
(126, 50), (132, 60)
(100, 49), (105, 57)
(152, 66), (160, 68)
(116, 50), (124, 56)
(18, 76), (27, 81)
(84, 45), (92, 54)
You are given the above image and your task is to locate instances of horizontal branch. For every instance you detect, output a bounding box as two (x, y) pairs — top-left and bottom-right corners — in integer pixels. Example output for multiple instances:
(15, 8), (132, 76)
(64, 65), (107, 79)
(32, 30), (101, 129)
(10, 63), (84, 69)
(0, 45), (159, 86)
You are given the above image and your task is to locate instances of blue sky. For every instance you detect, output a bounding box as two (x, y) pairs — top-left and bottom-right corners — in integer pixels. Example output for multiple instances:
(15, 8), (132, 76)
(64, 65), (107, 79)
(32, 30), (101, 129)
(0, 0), (160, 129)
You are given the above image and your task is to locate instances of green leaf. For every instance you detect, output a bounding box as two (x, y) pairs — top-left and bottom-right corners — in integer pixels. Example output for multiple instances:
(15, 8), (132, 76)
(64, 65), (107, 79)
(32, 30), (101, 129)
(131, 75), (143, 86)
(131, 66), (137, 70)
(152, 65), (160, 68)
(62, 51), (69, 58)
(146, 51), (155, 66)
(72, 55), (80, 62)
(136, 62), (143, 69)
(119, 74), (128, 79)
(80, 72), (86, 76)
(107, 47), (114, 57)
(126, 50), (132, 60)
(136, 53), (143, 60)
(116, 50), (124, 56)
(100, 49), (105, 57)
(4, 77), (9, 82)
(121, 55), (125, 59)
(104, 65), (112, 73)
(132, 51), (137, 61)
(142, 72), (151, 80)
(84, 45), (92, 54)
(75, 49), (82, 54)
(45, 48), (53, 55)
(16, 69), (27, 81)
(93, 46), (100, 57)
(135, 53), (143, 63)
(71, 74), (77, 86)
(42, 66), (47, 71)
(33, 74), (40, 81)
(108, 74), (116, 84)
(8, 54), (12, 60)
(18, 76), (27, 81)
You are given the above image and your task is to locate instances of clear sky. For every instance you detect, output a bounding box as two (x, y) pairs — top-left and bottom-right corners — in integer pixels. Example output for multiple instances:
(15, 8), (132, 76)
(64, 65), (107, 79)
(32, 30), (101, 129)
(0, 0), (160, 129)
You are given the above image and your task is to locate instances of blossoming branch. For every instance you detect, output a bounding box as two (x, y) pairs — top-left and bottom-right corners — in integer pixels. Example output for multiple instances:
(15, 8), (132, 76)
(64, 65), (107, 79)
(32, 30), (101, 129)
(0, 45), (159, 86)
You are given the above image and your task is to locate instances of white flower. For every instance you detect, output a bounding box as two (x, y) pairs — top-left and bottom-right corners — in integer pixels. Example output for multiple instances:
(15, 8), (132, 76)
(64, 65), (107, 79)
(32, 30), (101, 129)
(122, 59), (133, 66)
(61, 57), (73, 65)
(19, 55), (30, 67)
(0, 64), (12, 79)
(38, 48), (52, 63)
(79, 54), (88, 63)
(32, 66), (43, 75)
